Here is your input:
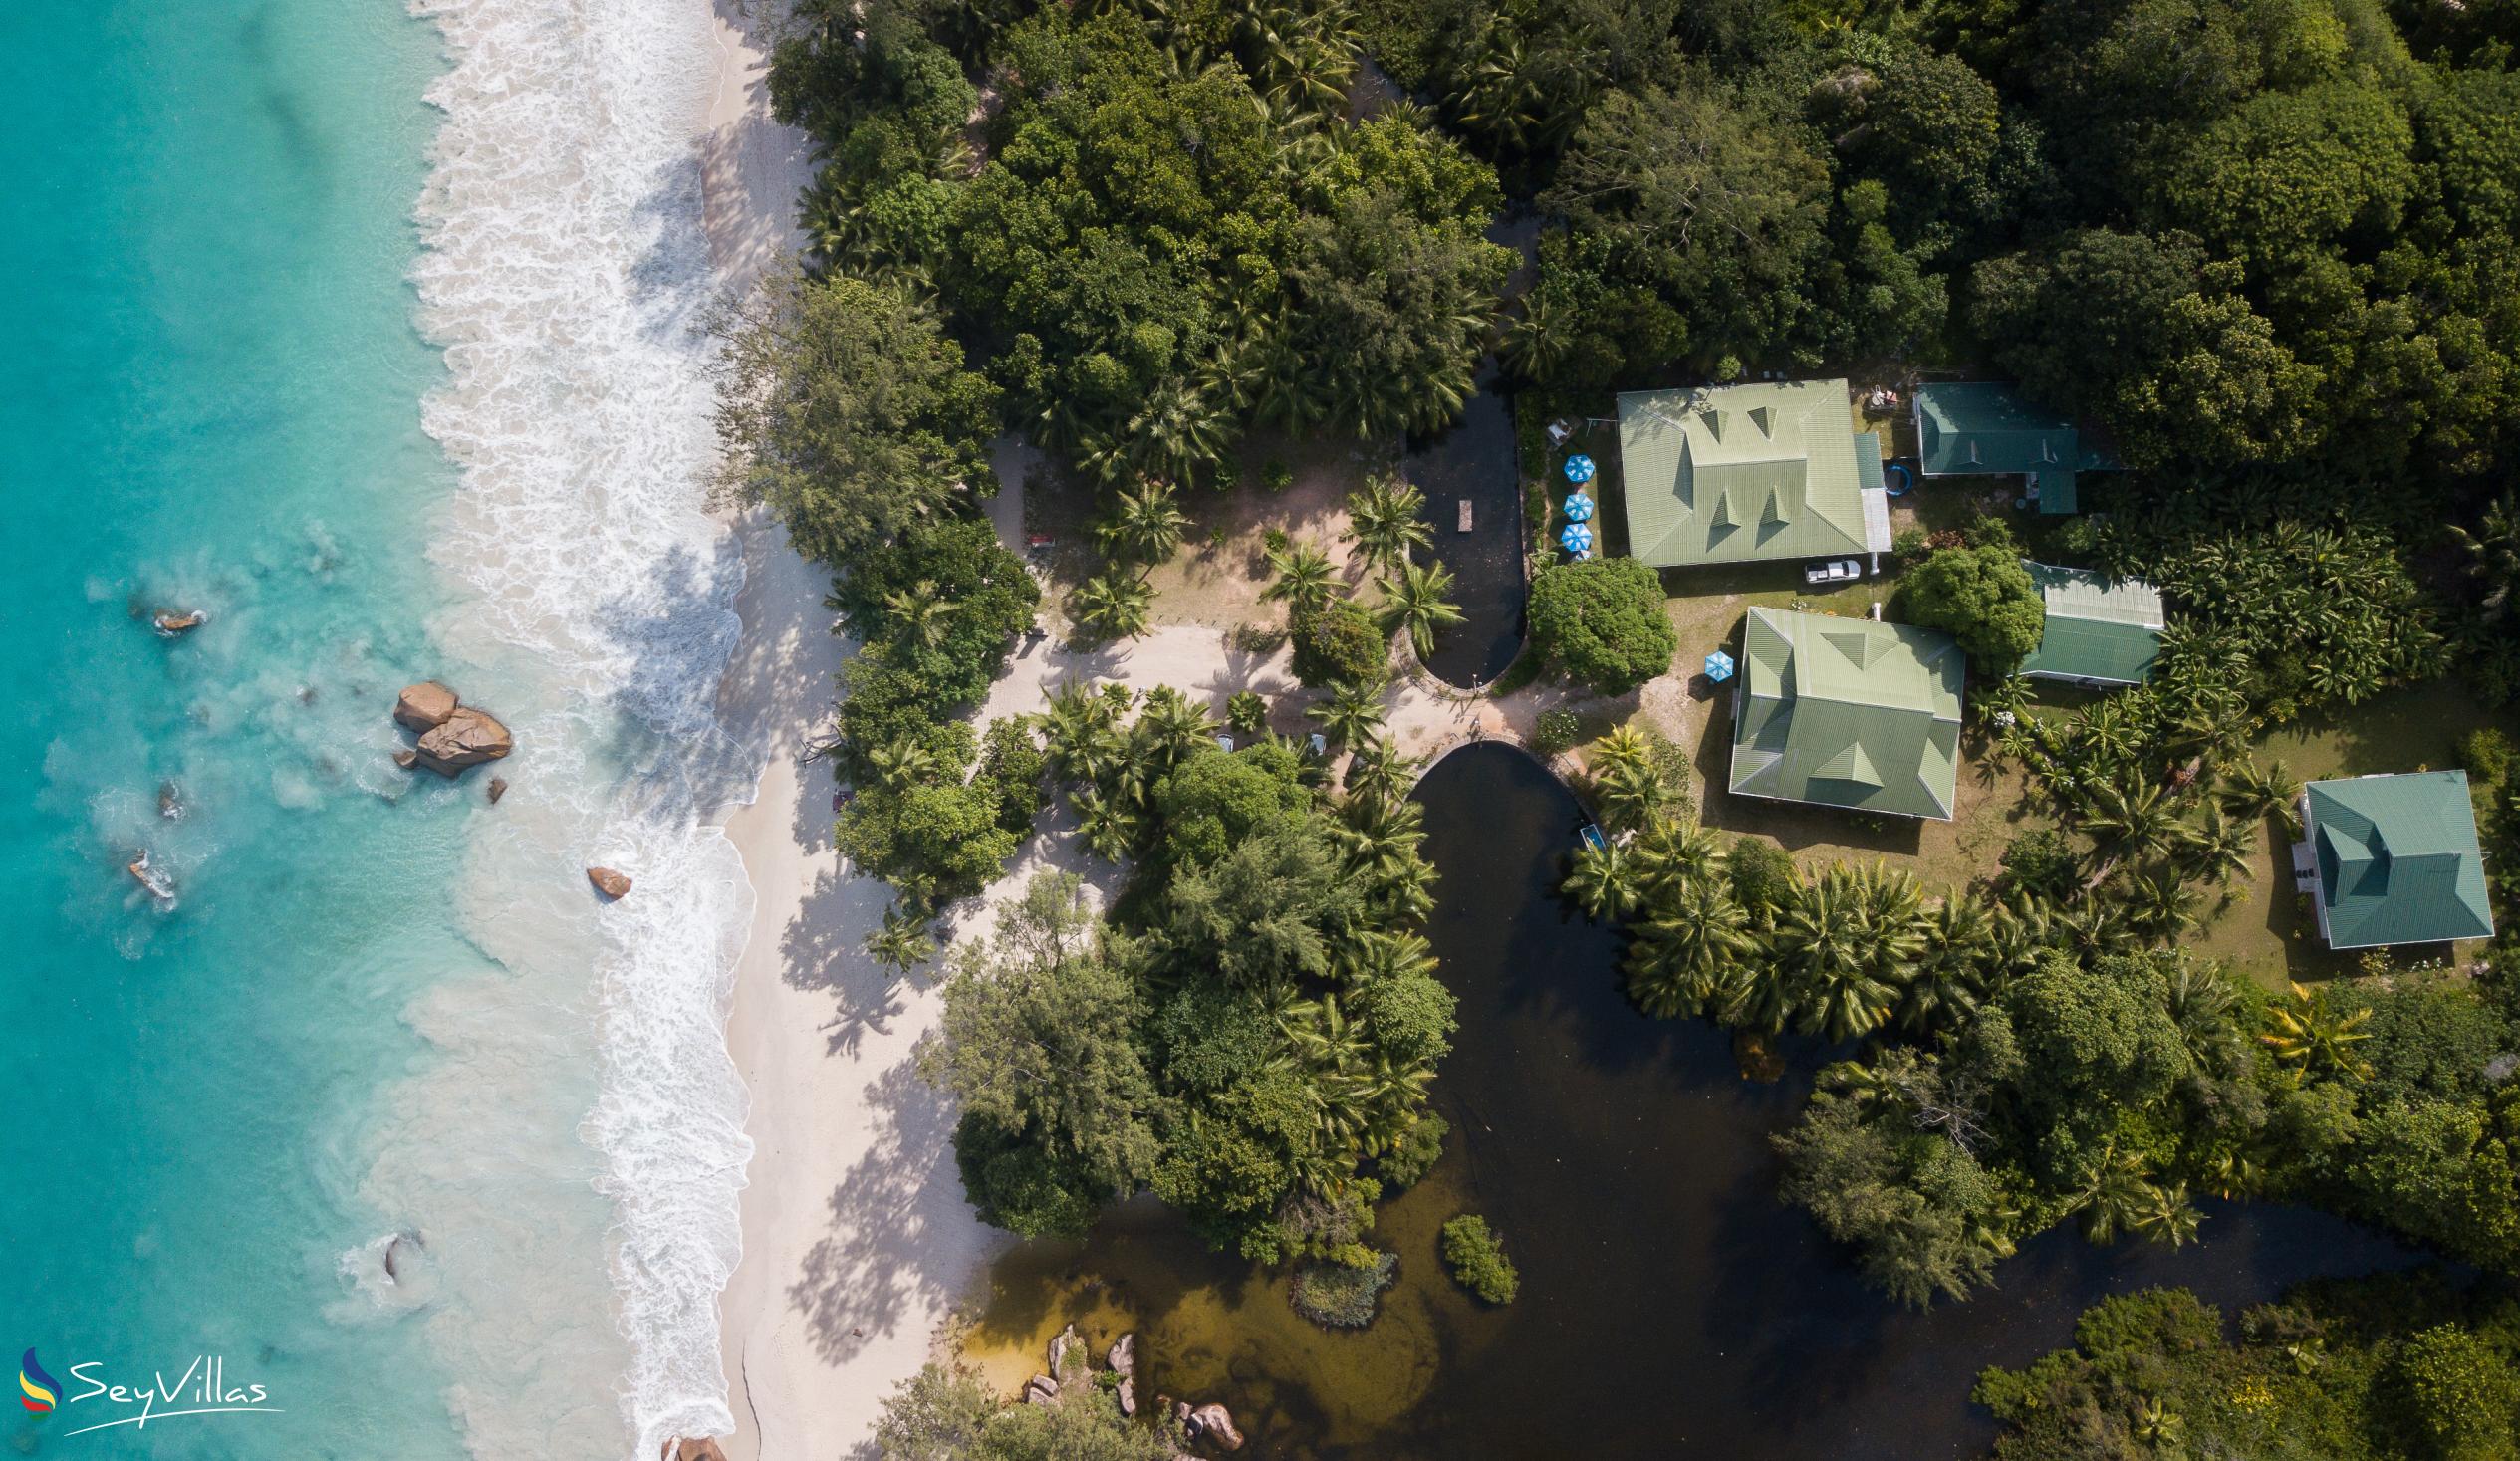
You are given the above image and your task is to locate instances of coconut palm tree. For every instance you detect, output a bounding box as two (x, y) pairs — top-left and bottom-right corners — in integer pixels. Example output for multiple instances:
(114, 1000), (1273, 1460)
(1133, 686), (1216, 772)
(1775, 863), (1922, 1042)
(2218, 756), (2304, 836)
(1072, 787), (1141, 862)
(1498, 291), (1572, 385)
(1342, 736), (1420, 805)
(1587, 726), (1652, 777)
(1377, 558), (1465, 662)
(2173, 803), (2258, 887)
(1104, 478), (1190, 571)
(2078, 1144), (2160, 1246)
(1070, 571), (1151, 643)
(863, 734), (936, 792)
(865, 904), (937, 976)
(1563, 841), (1635, 921)
(1626, 877), (1754, 1018)
(1334, 793), (1424, 882)
(1363, 850), (1437, 925)
(1123, 375), (1235, 484)
(1898, 896), (1995, 1035)
(1593, 759), (1668, 833)
(2261, 982), (2375, 1084)
(1630, 816), (1726, 900)
(1343, 473), (1430, 576)
(2125, 864), (2203, 944)
(1261, 541), (1337, 615)
(1040, 683), (1124, 788)
(1307, 677), (1386, 745)
(882, 579), (962, 650)
(1224, 689), (1270, 739)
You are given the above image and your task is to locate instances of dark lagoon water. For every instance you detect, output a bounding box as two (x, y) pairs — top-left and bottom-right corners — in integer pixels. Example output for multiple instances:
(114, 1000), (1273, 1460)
(967, 743), (2427, 1457)
(1405, 371), (1526, 687)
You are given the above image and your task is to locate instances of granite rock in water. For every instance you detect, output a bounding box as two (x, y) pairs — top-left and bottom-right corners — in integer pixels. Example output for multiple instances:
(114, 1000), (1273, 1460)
(487, 776), (509, 806)
(662, 1441), (729, 1461)
(151, 609), (206, 636)
(1023, 1375), (1058, 1406)
(157, 781), (184, 820)
(587, 867), (632, 900)
(1189, 1403), (1243, 1450)
(392, 750), (418, 771)
(1116, 1377), (1136, 1417)
(1107, 1332), (1135, 1377)
(1049, 1324), (1083, 1386)
(412, 707), (512, 775)
(394, 681), (459, 731)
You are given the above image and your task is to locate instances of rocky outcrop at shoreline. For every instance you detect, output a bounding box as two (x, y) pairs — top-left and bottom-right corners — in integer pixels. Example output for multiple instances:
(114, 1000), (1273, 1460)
(587, 867), (633, 900)
(1018, 1324), (1242, 1451)
(390, 681), (513, 778)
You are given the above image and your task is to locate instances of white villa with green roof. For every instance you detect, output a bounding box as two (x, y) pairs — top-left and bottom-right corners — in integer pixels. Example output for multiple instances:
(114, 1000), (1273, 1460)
(2294, 773), (2496, 949)
(1729, 607), (1965, 821)
(2019, 563), (2165, 687)
(1617, 379), (1892, 570)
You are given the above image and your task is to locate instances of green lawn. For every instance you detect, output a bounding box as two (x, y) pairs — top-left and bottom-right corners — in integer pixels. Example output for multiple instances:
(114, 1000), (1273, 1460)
(2197, 679), (2515, 988)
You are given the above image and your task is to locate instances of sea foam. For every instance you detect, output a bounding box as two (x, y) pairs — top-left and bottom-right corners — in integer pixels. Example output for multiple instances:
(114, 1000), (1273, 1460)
(400, 0), (759, 1454)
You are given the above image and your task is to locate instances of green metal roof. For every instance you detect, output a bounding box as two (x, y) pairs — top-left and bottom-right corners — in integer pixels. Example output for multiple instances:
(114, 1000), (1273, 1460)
(1617, 380), (1875, 567)
(2019, 563), (2164, 685)
(1729, 607), (1965, 820)
(1914, 382), (2118, 515)
(2305, 772), (2496, 948)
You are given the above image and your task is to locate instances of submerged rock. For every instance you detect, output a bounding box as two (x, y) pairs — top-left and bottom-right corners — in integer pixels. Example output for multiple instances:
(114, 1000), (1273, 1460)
(1188, 1403), (1243, 1451)
(151, 609), (206, 636)
(411, 707), (512, 776)
(393, 681), (459, 732)
(587, 867), (632, 900)
(157, 781), (184, 821)
(126, 851), (175, 907)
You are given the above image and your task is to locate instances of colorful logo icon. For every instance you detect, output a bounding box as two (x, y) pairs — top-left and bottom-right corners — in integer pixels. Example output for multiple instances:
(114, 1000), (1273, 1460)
(19, 1349), (59, 1414)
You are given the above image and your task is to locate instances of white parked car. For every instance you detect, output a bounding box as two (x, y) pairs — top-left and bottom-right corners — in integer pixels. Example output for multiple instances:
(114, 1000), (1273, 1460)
(1804, 557), (1864, 586)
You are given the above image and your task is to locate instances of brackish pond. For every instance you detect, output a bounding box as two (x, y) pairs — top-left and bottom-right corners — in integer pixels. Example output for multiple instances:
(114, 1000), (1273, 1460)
(965, 743), (2424, 1458)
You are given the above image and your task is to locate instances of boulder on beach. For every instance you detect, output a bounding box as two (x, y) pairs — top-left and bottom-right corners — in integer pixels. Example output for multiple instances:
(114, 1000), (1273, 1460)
(394, 681), (460, 732)
(1107, 1333), (1135, 1377)
(1189, 1403), (1243, 1451)
(411, 707), (512, 776)
(587, 867), (632, 900)
(151, 609), (206, 636)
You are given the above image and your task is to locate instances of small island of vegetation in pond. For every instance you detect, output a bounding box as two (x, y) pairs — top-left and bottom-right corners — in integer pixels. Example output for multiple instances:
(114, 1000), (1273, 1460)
(1439, 1214), (1521, 1306)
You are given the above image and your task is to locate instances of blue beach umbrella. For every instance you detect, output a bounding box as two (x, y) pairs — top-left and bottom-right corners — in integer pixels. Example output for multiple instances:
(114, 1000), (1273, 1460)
(1564, 453), (1597, 484)
(1560, 522), (1594, 554)
(1562, 491), (1595, 523)
(1704, 649), (1735, 682)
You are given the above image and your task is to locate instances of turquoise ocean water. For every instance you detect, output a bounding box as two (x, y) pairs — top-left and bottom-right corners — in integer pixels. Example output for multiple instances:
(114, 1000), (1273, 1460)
(0, 1), (753, 1455)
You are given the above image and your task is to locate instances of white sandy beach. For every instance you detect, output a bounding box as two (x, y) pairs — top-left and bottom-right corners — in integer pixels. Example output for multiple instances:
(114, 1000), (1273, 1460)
(690, 11), (1571, 1452)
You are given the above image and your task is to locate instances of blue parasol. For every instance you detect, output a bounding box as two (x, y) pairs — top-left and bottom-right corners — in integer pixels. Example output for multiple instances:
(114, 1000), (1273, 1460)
(1562, 491), (1595, 523)
(1704, 649), (1736, 682)
(1564, 454), (1597, 484)
(1560, 522), (1595, 554)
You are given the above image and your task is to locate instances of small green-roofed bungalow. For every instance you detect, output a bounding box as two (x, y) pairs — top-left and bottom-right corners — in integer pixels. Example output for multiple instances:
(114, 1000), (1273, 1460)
(1729, 607), (1964, 820)
(2299, 773), (2496, 949)
(1617, 379), (1891, 567)
(1912, 382), (2120, 515)
(2019, 563), (2164, 686)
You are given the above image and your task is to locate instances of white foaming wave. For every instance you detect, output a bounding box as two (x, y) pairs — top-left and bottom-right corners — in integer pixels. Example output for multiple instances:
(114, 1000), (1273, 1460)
(406, 0), (757, 1456)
